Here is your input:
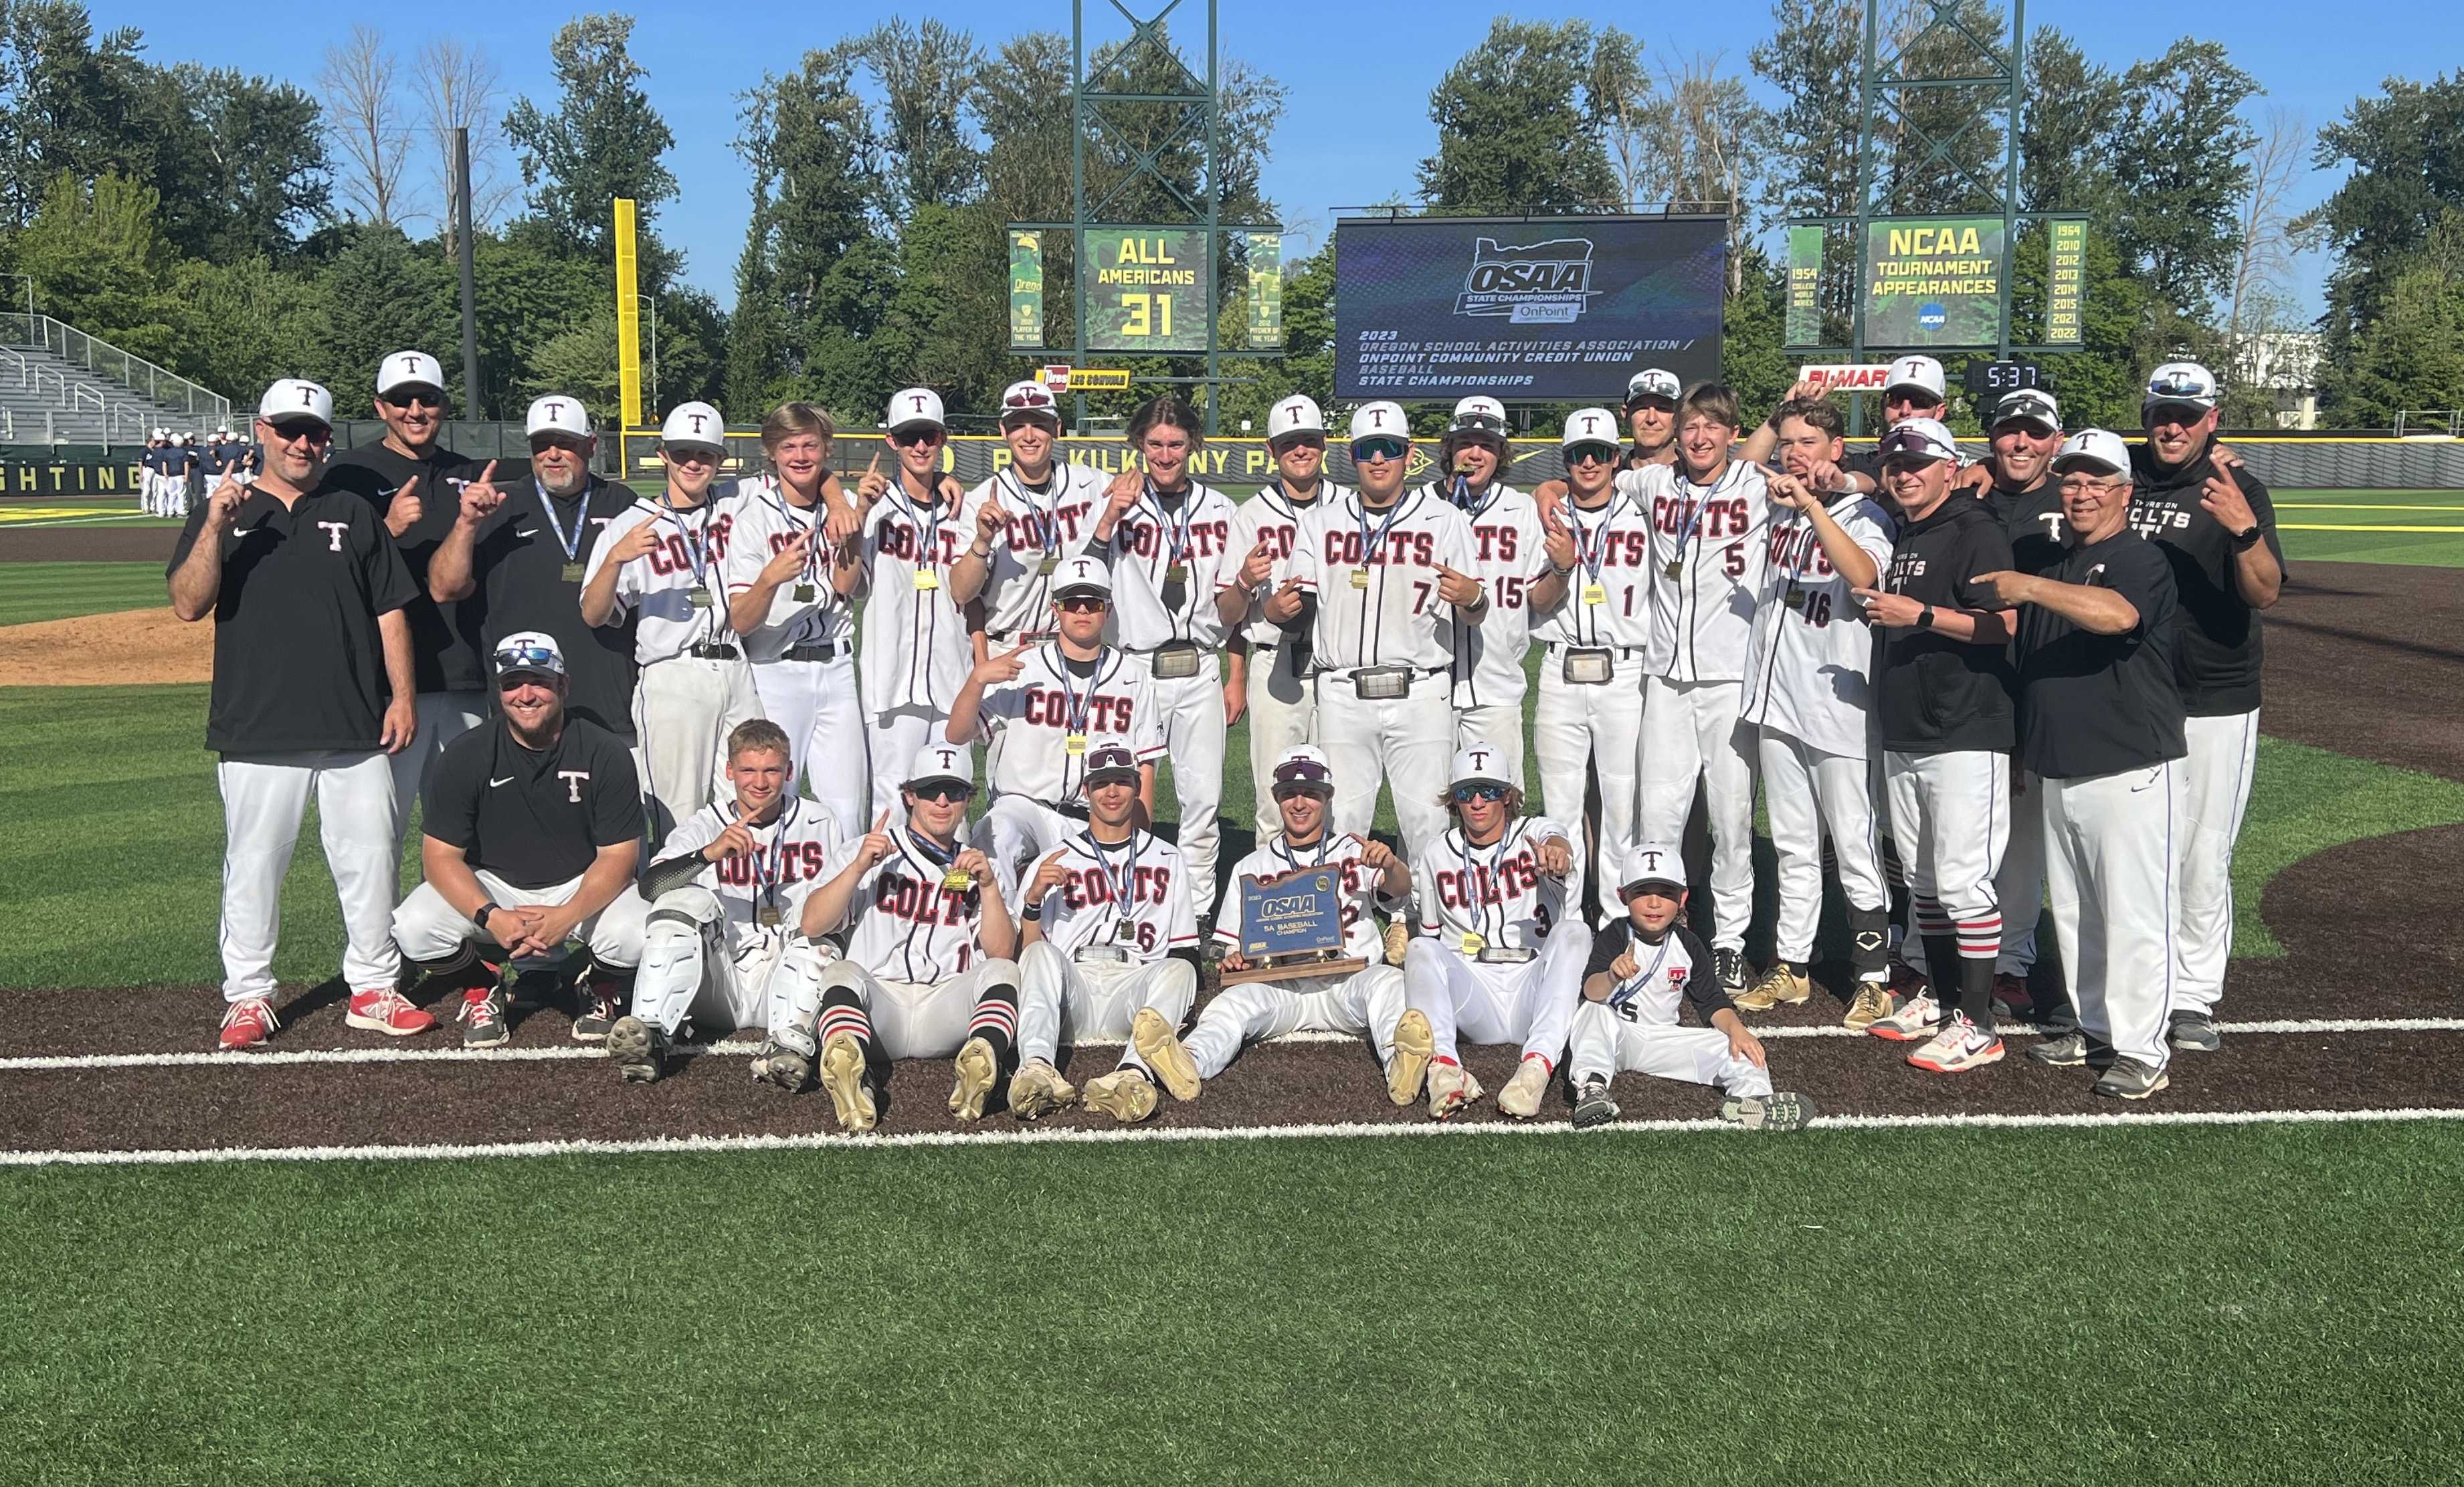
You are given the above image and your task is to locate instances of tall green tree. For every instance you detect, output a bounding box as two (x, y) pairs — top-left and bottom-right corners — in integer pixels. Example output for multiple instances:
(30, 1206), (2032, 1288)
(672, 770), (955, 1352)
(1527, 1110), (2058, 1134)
(133, 63), (331, 262)
(860, 19), (986, 217)
(2108, 38), (2259, 320)
(2018, 27), (2123, 217)
(2317, 207), (2464, 424)
(2298, 72), (2464, 369)
(0, 1), (141, 226)
(13, 171), (189, 361)
(504, 14), (678, 271)
(1418, 19), (1620, 211)
(1753, 0), (1865, 339)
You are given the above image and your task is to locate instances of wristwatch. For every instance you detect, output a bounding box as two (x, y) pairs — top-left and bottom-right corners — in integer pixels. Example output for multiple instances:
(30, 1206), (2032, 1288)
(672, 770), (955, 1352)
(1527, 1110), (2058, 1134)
(1019, 903), (1044, 922)
(2229, 523), (2264, 551)
(1916, 605), (1936, 631)
(470, 900), (500, 932)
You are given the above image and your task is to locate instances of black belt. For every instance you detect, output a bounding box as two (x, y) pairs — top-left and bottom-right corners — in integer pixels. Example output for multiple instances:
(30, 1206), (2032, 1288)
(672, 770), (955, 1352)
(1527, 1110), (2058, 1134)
(779, 642), (842, 662)
(1545, 641), (1646, 656)
(689, 643), (739, 660)
(1323, 664), (1447, 682)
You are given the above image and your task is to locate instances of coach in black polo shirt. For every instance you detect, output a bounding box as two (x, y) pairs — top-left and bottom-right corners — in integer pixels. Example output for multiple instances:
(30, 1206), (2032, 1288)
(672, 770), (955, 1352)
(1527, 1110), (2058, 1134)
(426, 393), (639, 740)
(392, 631), (648, 1050)
(1973, 427), (2187, 1100)
(167, 377), (425, 1052)
(325, 349), (494, 841)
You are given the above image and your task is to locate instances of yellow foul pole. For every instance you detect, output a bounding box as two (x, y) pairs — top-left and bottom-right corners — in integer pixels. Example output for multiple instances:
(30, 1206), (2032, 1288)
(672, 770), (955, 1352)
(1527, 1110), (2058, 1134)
(613, 197), (643, 430)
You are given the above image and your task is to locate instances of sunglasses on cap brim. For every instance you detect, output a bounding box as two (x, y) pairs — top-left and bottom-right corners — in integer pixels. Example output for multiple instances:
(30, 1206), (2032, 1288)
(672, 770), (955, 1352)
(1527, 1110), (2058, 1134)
(1623, 393), (1676, 411)
(1272, 759), (1331, 788)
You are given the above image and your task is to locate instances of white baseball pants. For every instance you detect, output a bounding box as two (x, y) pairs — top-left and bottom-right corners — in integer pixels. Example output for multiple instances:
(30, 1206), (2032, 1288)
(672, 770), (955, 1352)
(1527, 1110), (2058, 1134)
(862, 704), (946, 832)
(749, 653), (868, 839)
(1996, 767), (2045, 975)
(634, 655), (760, 844)
(1401, 919), (1590, 1067)
(1242, 639), (1316, 836)
(392, 873), (647, 969)
(1636, 676), (1757, 952)
(1758, 727), (1888, 965)
(981, 795), (1082, 888)
(1454, 700), (1527, 795)
(1315, 669), (1455, 865)
(1141, 658), (1226, 919)
(1883, 749), (2009, 963)
(626, 886), (834, 1037)
(1181, 965), (1408, 1079)
(1565, 999), (1773, 1098)
(389, 690), (488, 856)
(2043, 759), (2186, 1070)
(216, 750), (401, 1003)
(1532, 650), (1645, 921)
(786, 958), (1024, 1061)
(2174, 710), (2259, 1015)
(1018, 940), (1198, 1074)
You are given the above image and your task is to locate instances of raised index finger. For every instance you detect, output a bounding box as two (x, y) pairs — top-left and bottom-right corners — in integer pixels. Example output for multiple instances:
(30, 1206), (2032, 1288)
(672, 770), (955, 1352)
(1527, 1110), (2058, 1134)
(478, 460), (498, 486)
(866, 450), (882, 476)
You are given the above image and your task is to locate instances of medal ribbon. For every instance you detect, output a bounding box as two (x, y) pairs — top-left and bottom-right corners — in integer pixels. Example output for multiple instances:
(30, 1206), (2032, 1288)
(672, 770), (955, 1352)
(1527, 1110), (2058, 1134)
(537, 481), (585, 562)
(1086, 829), (1139, 935)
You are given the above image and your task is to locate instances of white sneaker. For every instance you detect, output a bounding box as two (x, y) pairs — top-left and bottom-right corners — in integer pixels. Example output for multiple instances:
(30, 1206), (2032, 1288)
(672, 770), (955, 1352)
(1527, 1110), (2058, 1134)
(1426, 1061), (1484, 1120)
(1865, 990), (1942, 1043)
(1906, 1012), (2005, 1074)
(1497, 1056), (1549, 1118)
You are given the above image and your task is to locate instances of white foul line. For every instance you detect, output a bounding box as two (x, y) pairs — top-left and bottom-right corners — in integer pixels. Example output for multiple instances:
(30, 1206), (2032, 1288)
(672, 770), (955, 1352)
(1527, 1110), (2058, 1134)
(5, 1016), (2460, 1075)
(3, 1104), (2459, 1169)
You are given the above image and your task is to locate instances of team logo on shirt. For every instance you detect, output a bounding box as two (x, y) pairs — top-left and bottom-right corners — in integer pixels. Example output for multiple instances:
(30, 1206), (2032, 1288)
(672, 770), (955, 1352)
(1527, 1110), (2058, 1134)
(559, 769), (589, 802)
(317, 521), (348, 551)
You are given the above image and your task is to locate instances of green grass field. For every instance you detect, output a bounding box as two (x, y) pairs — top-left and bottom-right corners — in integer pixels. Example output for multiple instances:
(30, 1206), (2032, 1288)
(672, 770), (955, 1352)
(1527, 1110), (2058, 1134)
(0, 561), (169, 624)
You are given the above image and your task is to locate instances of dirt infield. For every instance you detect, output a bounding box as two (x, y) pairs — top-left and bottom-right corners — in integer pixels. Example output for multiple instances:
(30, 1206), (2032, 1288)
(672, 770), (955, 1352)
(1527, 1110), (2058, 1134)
(2263, 561), (2464, 781)
(0, 606), (208, 684)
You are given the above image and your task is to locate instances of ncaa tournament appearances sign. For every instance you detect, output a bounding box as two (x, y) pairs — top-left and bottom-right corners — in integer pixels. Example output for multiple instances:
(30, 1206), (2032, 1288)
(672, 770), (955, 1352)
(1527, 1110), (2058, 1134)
(1863, 215), (2008, 348)
(1335, 216), (1724, 401)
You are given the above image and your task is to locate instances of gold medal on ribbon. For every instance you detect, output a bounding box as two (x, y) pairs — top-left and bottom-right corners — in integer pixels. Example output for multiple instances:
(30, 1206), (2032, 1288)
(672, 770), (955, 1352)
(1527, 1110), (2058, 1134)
(1663, 560), (1684, 581)
(1581, 581), (1607, 607)
(1036, 555), (1060, 576)
(1066, 733), (1088, 755)
(559, 561), (586, 584)
(1350, 569), (1370, 589)
(688, 587), (713, 608)
(1460, 932), (1487, 957)
(941, 869), (974, 892)
(913, 569), (941, 591)
(792, 581), (817, 603)
(757, 904), (782, 928)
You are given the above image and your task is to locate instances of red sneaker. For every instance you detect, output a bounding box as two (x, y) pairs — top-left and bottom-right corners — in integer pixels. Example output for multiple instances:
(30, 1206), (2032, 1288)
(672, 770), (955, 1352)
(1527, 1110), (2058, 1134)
(347, 987), (438, 1037)
(1990, 973), (2034, 1019)
(218, 997), (279, 1051)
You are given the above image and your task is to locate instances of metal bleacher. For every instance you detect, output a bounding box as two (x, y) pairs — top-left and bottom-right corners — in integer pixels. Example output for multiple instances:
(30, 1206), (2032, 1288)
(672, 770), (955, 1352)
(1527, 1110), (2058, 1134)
(0, 312), (231, 450)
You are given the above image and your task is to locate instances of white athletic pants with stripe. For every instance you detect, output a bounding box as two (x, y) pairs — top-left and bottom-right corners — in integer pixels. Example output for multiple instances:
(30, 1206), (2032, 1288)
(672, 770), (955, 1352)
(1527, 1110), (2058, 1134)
(392, 874), (648, 969)
(1402, 919), (1590, 1067)
(1758, 727), (1888, 965)
(789, 958), (1022, 1062)
(389, 691), (488, 861)
(1018, 940), (1198, 1074)
(1635, 676), (1756, 951)
(625, 886), (832, 1037)
(634, 655), (760, 846)
(2043, 760), (2186, 1070)
(1532, 652), (1645, 923)
(862, 704), (945, 833)
(749, 654), (868, 840)
(1315, 670), (1456, 866)
(1241, 637), (1316, 837)
(1883, 749), (2009, 964)
(1140, 658), (1227, 921)
(2174, 710), (2259, 1015)
(1181, 965), (1407, 1080)
(1565, 999), (1773, 1098)
(216, 750), (401, 1003)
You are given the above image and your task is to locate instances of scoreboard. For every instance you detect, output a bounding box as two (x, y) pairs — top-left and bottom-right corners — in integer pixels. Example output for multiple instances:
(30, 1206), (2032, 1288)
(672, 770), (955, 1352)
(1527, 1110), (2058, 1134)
(1085, 229), (1210, 352)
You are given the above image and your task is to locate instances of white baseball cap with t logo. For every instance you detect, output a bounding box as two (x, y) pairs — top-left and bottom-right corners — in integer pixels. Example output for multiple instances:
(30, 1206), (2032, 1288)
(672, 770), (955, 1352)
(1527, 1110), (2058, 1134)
(904, 740), (974, 791)
(1267, 395), (1325, 443)
(1449, 743), (1513, 789)
(1347, 402), (1408, 447)
(1619, 840), (1686, 894)
(257, 379), (335, 430)
(887, 387), (947, 433)
(527, 395), (593, 441)
(375, 350), (446, 401)
(1561, 408), (1620, 449)
(1885, 355), (1948, 402)
(660, 402), (725, 453)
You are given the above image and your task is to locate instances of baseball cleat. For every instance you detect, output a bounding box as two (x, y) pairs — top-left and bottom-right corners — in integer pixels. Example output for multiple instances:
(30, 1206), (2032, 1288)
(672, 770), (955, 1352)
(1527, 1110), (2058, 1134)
(750, 1037), (812, 1093)
(1865, 990), (1941, 1042)
(460, 982), (512, 1050)
(1082, 1067), (1159, 1123)
(1572, 1078), (1621, 1129)
(218, 997), (279, 1051)
(1907, 1012), (2004, 1073)
(1426, 1061), (1483, 1121)
(948, 1036), (1002, 1121)
(1384, 919), (1412, 967)
(345, 987), (434, 1037)
(1842, 980), (1895, 1031)
(1497, 1056), (1549, 1119)
(1735, 963), (1812, 1013)
(1007, 1060), (1078, 1122)
(817, 1031), (876, 1132)
(571, 985), (622, 1042)
(606, 1015), (666, 1083)
(2027, 1031), (2091, 1068)
(1387, 1009), (1436, 1105)
(2092, 1058), (2170, 1100)
(1131, 1007), (1202, 1102)
(2168, 1011), (2221, 1053)
(1720, 1092), (1812, 1131)
(1713, 947), (1748, 996)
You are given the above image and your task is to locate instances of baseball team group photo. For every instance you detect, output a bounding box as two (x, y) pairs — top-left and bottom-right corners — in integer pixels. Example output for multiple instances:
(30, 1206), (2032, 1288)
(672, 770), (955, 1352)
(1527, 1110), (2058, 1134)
(3, 0), (2457, 1480)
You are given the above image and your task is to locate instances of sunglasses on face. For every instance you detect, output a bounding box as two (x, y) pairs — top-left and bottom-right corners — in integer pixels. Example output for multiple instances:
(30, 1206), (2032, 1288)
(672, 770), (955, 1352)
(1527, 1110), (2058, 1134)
(910, 783), (972, 805)
(1271, 436), (1326, 456)
(1565, 443), (1618, 467)
(1056, 594), (1107, 613)
(1450, 784), (1507, 803)
(666, 447), (717, 466)
(1884, 392), (1942, 411)
(263, 421), (331, 445)
(891, 427), (946, 448)
(1351, 437), (1408, 463)
(383, 390), (446, 411)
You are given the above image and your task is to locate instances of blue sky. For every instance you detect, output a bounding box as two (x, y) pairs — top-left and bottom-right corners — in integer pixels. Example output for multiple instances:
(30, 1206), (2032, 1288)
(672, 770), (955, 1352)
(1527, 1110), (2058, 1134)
(105, 0), (2427, 314)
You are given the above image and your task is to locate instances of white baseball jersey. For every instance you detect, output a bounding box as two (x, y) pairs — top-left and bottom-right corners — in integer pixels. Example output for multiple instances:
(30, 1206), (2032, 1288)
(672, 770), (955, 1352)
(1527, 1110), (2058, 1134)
(856, 485), (974, 712)
(1214, 831), (1397, 963)
(836, 822), (1006, 984)
(1619, 461), (1771, 681)
(721, 476), (856, 662)
(581, 489), (743, 664)
(957, 462), (1107, 638)
(653, 797), (844, 934)
(1107, 483), (1237, 650)
(1741, 493), (1897, 759)
(1413, 816), (1578, 955)
(1424, 482), (1548, 708)
(1027, 829), (1201, 961)
(975, 645), (1165, 806)
(1222, 481), (1347, 646)
(1289, 488), (1480, 672)
(1530, 488), (1654, 650)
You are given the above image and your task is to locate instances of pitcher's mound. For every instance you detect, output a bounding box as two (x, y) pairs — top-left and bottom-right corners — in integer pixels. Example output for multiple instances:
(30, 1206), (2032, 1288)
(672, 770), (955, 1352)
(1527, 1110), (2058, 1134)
(0, 606), (210, 685)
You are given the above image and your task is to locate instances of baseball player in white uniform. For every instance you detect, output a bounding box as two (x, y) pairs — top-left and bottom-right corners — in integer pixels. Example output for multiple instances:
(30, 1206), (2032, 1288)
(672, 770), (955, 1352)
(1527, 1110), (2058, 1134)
(1566, 842), (1812, 1131)
(771, 741), (1026, 1131)
(1735, 398), (1897, 1018)
(1427, 395), (1547, 787)
(1134, 746), (1413, 1097)
(579, 401), (758, 840)
(852, 388), (977, 826)
(1618, 385), (1771, 993)
(1392, 745), (1586, 1120)
(607, 718), (843, 1083)
(723, 403), (866, 837)
(951, 379), (1105, 652)
(1284, 402), (1490, 864)
(945, 557), (1164, 884)
(1090, 395), (1237, 920)
(1528, 407), (1644, 923)
(1014, 742), (1204, 1123)
(1218, 394), (1342, 835)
